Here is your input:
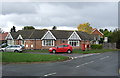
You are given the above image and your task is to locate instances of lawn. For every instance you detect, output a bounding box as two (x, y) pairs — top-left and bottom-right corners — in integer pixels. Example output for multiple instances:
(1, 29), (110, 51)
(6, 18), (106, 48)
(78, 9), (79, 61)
(2, 52), (69, 63)
(73, 49), (119, 54)
(25, 49), (119, 54)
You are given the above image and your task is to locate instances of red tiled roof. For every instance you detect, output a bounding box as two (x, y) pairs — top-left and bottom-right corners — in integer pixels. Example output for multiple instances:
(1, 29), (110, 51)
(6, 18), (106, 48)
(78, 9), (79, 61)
(92, 28), (97, 31)
(0, 32), (8, 40)
(92, 28), (104, 37)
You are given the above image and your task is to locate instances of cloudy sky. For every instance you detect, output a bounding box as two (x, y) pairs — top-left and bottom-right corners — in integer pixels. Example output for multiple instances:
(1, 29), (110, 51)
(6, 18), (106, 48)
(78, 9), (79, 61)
(0, 2), (118, 32)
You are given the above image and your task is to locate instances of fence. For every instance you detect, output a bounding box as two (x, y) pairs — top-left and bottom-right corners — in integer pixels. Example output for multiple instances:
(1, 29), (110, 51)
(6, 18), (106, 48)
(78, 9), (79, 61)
(102, 43), (116, 49)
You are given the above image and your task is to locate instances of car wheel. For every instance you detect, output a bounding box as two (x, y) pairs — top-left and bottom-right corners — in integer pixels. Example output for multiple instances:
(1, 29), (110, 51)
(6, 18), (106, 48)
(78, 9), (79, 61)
(52, 50), (56, 54)
(67, 50), (72, 54)
(14, 50), (19, 53)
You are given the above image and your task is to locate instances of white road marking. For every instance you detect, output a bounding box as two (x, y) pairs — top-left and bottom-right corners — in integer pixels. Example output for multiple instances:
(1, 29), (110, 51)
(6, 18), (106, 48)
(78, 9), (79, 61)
(64, 53), (100, 63)
(71, 53), (100, 60)
(63, 59), (72, 62)
(44, 72), (56, 76)
(100, 56), (109, 60)
(75, 61), (94, 68)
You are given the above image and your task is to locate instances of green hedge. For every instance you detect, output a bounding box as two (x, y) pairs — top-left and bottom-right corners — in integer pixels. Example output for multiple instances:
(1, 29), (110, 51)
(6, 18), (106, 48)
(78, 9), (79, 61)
(1, 44), (8, 48)
(91, 44), (103, 49)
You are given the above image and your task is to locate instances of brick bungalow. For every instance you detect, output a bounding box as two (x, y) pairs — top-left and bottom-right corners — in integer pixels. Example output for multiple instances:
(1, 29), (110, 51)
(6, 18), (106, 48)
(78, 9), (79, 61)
(5, 29), (98, 50)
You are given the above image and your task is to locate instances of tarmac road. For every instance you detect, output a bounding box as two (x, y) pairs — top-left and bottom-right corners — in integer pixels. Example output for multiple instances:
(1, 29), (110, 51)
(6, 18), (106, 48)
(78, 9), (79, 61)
(2, 51), (118, 77)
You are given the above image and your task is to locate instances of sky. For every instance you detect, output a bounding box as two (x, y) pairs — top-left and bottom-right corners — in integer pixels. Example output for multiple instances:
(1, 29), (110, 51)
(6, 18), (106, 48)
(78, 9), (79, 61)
(0, 1), (118, 32)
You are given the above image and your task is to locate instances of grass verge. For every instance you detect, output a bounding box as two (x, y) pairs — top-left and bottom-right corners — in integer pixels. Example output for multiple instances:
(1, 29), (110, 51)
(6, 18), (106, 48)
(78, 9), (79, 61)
(2, 52), (69, 63)
(73, 49), (119, 54)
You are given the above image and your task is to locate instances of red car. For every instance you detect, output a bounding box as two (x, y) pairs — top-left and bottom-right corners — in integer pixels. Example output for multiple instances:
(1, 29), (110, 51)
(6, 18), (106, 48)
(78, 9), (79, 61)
(49, 43), (72, 54)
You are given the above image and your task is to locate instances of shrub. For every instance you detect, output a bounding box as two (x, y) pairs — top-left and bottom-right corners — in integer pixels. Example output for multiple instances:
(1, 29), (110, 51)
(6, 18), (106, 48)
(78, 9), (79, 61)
(91, 44), (103, 49)
(1, 44), (8, 48)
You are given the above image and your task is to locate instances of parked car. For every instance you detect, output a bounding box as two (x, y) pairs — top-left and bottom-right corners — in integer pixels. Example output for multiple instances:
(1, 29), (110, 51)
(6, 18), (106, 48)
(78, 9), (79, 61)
(0, 43), (7, 48)
(49, 43), (72, 54)
(0, 45), (24, 53)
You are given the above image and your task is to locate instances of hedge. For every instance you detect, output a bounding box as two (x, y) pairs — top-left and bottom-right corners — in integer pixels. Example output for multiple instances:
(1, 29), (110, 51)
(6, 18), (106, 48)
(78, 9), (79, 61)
(91, 44), (103, 49)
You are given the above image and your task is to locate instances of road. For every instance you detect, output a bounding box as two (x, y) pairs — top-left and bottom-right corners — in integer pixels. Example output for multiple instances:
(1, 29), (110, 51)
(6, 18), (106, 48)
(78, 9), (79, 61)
(2, 51), (118, 77)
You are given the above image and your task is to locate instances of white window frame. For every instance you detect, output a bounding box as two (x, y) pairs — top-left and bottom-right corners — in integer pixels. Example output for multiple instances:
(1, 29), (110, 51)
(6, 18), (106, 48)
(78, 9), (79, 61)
(68, 40), (80, 46)
(21, 40), (25, 45)
(7, 40), (14, 45)
(42, 40), (55, 46)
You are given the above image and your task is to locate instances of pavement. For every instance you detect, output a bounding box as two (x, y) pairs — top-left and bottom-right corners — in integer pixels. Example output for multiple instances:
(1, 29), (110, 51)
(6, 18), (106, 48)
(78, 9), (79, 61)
(2, 51), (118, 77)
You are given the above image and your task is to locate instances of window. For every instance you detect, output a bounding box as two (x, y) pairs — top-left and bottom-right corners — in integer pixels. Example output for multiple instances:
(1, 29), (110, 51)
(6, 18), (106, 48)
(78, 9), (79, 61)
(21, 40), (25, 45)
(63, 45), (68, 47)
(58, 45), (64, 48)
(68, 40), (79, 46)
(7, 40), (14, 45)
(42, 40), (54, 46)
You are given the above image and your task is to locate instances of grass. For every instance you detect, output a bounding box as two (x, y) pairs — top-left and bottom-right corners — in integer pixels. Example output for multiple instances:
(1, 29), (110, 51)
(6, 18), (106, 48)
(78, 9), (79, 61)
(2, 52), (69, 63)
(73, 49), (119, 54)
(1, 49), (119, 63)
(25, 49), (119, 54)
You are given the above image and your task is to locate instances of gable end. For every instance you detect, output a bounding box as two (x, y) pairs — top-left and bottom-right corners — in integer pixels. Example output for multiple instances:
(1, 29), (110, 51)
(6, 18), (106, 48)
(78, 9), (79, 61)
(68, 31), (81, 40)
(41, 30), (56, 40)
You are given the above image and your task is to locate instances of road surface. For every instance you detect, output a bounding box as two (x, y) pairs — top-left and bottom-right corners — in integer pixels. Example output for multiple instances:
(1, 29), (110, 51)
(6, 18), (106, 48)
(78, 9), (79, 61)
(2, 51), (118, 77)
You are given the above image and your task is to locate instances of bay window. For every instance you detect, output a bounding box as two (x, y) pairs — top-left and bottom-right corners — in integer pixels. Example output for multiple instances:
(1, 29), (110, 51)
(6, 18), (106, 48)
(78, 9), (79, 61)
(7, 40), (14, 45)
(42, 40), (54, 46)
(68, 40), (79, 46)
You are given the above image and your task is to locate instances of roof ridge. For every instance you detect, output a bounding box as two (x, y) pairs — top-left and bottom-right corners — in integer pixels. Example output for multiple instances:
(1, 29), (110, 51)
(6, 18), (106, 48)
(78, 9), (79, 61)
(50, 30), (76, 32)
(28, 30), (35, 39)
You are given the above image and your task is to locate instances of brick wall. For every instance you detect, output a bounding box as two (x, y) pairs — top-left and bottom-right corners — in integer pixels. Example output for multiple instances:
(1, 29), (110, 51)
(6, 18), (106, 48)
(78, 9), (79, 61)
(80, 40), (91, 50)
(23, 39), (91, 50)
(25, 40), (42, 49)
(55, 39), (68, 46)
(15, 40), (22, 45)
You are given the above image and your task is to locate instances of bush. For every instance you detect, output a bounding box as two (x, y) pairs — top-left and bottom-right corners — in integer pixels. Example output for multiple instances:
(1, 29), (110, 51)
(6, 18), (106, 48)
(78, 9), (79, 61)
(1, 44), (8, 48)
(91, 44), (103, 49)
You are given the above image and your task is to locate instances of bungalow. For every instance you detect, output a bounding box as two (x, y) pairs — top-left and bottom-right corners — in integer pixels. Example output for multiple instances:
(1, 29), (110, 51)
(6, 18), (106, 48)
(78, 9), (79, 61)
(5, 29), (98, 50)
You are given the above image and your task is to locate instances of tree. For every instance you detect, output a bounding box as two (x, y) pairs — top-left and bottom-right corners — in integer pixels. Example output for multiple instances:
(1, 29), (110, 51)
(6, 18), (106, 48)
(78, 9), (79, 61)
(109, 28), (120, 49)
(52, 26), (57, 30)
(102, 29), (112, 37)
(77, 22), (93, 34)
(23, 26), (35, 30)
(99, 29), (104, 33)
(10, 26), (16, 32)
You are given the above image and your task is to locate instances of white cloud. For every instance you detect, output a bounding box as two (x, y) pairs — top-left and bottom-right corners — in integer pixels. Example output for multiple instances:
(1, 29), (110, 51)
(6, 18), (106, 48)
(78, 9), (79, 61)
(0, 2), (118, 32)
